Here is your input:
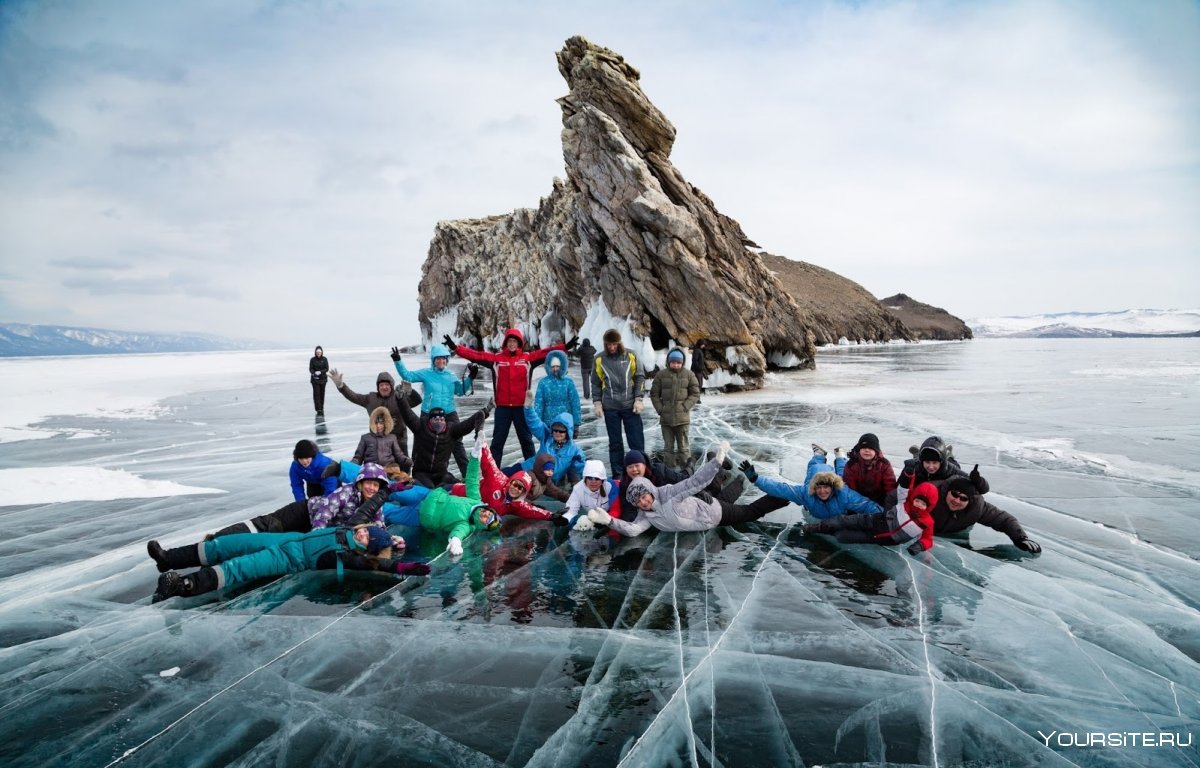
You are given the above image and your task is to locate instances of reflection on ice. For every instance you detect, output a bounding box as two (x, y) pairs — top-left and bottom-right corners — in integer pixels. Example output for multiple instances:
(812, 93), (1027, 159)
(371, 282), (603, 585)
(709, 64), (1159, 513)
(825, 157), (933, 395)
(0, 342), (1198, 766)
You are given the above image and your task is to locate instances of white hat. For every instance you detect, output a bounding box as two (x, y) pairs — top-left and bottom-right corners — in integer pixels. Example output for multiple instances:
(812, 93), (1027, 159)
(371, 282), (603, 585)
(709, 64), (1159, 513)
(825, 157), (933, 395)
(583, 459), (606, 480)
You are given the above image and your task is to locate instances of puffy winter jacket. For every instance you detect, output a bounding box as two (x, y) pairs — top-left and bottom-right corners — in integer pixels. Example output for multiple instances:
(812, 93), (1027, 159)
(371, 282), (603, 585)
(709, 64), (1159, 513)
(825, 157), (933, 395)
(453, 328), (564, 407)
(396, 396), (485, 480)
(335, 372), (423, 454)
(450, 445), (553, 521)
(306, 483), (386, 529)
(592, 345), (645, 411)
(392, 345), (472, 414)
(753, 454), (882, 519)
(930, 481), (1028, 543)
(605, 456), (725, 536)
(534, 350), (581, 428)
(418, 456), (496, 541)
(840, 451), (898, 509)
(649, 366), (701, 426)
(289, 452), (338, 501)
(521, 408), (585, 484)
(897, 436), (988, 495)
(352, 407), (409, 468)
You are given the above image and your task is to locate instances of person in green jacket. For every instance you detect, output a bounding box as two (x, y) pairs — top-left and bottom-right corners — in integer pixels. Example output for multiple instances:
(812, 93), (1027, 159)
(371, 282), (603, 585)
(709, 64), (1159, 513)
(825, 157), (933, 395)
(385, 436), (501, 557)
(650, 348), (701, 471)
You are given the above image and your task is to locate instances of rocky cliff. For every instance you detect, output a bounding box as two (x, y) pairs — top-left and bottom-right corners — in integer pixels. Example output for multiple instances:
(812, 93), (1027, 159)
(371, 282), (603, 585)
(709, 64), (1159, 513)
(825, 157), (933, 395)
(418, 36), (925, 389)
(879, 294), (973, 341)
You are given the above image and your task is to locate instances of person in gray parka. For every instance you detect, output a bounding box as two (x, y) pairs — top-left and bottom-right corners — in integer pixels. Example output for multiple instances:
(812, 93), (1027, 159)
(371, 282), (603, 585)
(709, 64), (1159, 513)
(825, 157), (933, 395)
(585, 442), (789, 536)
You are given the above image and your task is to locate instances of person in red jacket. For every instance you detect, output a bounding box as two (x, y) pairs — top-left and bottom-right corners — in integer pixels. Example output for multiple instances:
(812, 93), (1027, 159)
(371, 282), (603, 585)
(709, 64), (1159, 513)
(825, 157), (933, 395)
(443, 328), (575, 463)
(804, 481), (938, 555)
(839, 433), (899, 509)
(450, 443), (567, 526)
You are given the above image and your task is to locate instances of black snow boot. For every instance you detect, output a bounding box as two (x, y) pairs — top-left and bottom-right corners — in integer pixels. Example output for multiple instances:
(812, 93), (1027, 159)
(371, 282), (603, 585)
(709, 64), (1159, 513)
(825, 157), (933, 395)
(147, 541), (202, 573)
(152, 567), (220, 603)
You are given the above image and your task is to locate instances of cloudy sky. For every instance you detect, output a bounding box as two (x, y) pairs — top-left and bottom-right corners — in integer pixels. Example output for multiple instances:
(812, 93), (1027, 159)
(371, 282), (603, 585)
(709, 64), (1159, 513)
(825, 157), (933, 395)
(1, 0), (1196, 348)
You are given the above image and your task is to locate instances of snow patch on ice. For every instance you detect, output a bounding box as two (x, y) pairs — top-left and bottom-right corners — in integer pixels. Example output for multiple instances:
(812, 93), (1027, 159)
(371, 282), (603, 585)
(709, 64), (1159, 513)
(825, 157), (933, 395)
(0, 467), (226, 507)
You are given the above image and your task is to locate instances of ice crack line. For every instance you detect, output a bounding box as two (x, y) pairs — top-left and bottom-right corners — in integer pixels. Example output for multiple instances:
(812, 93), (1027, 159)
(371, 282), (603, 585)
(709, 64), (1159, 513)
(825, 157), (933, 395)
(103, 552), (444, 767)
(618, 526), (789, 767)
(904, 555), (940, 768)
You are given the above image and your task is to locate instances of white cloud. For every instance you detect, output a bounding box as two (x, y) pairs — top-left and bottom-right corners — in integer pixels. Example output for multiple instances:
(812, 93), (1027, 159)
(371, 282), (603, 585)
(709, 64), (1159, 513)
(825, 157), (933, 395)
(0, 0), (1196, 344)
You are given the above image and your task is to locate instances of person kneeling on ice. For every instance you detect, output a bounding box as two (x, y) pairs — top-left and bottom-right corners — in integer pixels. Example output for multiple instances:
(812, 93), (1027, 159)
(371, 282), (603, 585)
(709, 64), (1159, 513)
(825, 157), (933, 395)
(207, 463), (391, 539)
(562, 460), (616, 530)
(379, 437), (506, 556)
(738, 445), (882, 520)
(585, 442), (790, 536)
(148, 524), (431, 602)
(804, 481), (937, 555)
(932, 475), (1042, 553)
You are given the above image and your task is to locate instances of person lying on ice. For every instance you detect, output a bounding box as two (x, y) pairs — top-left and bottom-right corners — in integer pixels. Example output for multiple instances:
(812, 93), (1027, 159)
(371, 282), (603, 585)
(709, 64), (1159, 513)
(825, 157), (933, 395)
(561, 459), (615, 529)
(931, 475), (1042, 553)
(205, 463), (391, 539)
(379, 437), (515, 556)
(583, 442), (790, 536)
(802, 481), (937, 555)
(148, 524), (431, 602)
(738, 445), (882, 520)
(449, 441), (565, 525)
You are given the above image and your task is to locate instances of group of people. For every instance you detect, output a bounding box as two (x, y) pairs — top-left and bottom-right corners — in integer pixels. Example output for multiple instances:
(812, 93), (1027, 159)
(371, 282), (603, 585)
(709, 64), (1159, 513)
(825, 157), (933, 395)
(148, 330), (1040, 603)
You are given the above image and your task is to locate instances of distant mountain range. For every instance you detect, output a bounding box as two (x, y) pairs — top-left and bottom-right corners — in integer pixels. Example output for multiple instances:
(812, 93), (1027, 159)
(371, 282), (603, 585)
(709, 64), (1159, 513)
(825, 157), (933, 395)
(0, 323), (279, 357)
(968, 309), (1200, 339)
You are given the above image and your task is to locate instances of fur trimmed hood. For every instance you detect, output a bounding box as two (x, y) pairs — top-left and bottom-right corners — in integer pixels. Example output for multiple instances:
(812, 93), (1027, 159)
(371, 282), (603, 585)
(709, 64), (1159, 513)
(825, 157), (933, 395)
(369, 406), (395, 434)
(808, 471), (844, 495)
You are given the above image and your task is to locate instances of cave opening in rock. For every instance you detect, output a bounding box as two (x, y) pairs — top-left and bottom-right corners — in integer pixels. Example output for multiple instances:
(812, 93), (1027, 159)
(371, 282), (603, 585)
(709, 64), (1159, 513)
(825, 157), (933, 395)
(647, 314), (672, 352)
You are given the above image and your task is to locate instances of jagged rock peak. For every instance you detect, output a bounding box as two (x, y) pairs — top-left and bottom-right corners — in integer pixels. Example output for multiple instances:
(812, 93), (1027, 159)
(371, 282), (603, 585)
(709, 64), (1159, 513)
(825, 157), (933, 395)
(418, 36), (908, 389)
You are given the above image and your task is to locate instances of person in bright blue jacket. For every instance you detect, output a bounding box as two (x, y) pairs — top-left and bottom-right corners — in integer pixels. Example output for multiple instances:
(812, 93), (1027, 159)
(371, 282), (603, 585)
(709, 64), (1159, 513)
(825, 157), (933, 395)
(534, 350), (581, 438)
(737, 445), (881, 520)
(517, 394), (586, 486)
(390, 344), (475, 474)
(289, 439), (338, 501)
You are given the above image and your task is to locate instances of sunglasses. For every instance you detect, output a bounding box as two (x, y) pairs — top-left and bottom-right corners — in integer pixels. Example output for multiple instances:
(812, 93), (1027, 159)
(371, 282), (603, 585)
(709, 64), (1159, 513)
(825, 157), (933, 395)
(584, 476), (604, 482)
(551, 428), (568, 435)
(949, 491), (970, 502)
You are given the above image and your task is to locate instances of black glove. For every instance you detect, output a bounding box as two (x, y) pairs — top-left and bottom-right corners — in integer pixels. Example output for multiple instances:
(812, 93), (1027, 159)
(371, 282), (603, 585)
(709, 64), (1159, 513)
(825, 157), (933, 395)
(442, 335), (457, 353)
(738, 460), (757, 482)
(565, 335), (579, 352)
(1016, 538), (1041, 554)
(907, 541), (927, 556)
(969, 463), (986, 491)
(551, 515), (569, 527)
(389, 346), (401, 362)
(466, 362), (479, 378)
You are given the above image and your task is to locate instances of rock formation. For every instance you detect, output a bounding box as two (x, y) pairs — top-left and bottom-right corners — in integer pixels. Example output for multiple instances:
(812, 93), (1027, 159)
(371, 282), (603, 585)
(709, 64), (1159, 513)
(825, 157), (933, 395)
(879, 294), (973, 341)
(418, 36), (936, 389)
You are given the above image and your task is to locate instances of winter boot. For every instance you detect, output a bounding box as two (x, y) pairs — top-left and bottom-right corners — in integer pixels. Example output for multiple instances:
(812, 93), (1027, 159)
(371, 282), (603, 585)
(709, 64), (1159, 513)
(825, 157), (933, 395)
(834, 447), (844, 459)
(205, 522), (252, 541)
(811, 444), (827, 458)
(320, 461), (342, 481)
(147, 540), (202, 573)
(705, 450), (734, 471)
(152, 567), (220, 603)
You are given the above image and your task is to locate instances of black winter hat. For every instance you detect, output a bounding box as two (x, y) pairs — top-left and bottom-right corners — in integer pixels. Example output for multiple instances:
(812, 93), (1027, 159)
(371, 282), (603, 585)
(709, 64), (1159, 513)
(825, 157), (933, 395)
(293, 439), (318, 460)
(945, 477), (976, 500)
(919, 445), (944, 463)
(854, 433), (882, 454)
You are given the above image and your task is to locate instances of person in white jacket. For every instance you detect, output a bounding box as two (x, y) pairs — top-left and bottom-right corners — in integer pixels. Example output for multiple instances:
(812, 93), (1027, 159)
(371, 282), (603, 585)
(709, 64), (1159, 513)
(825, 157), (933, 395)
(586, 443), (789, 536)
(564, 459), (615, 529)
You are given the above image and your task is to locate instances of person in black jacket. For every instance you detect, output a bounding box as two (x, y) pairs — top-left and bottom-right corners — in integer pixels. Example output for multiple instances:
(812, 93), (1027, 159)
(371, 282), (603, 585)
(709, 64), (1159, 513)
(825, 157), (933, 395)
(931, 476), (1041, 553)
(397, 397), (494, 488)
(897, 435), (988, 502)
(309, 346), (329, 415)
(690, 340), (707, 388)
(328, 369), (422, 456)
(576, 338), (597, 400)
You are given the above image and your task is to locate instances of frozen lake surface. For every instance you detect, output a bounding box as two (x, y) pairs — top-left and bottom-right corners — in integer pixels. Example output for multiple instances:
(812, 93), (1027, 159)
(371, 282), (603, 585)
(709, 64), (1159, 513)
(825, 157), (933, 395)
(0, 340), (1197, 766)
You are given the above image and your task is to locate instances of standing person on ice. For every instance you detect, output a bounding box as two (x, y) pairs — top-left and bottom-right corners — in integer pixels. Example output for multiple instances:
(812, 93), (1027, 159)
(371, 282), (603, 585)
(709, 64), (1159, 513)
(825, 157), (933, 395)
(147, 523), (430, 602)
(328, 369), (423, 457)
(442, 327), (576, 463)
(650, 347), (701, 471)
(309, 346), (329, 416)
(585, 443), (790, 536)
(534, 349), (582, 440)
(390, 343), (476, 475)
(591, 328), (646, 479)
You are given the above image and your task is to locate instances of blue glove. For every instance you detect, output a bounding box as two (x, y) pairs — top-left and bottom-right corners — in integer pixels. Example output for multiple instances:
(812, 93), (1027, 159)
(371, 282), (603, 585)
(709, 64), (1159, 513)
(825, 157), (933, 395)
(738, 460), (757, 483)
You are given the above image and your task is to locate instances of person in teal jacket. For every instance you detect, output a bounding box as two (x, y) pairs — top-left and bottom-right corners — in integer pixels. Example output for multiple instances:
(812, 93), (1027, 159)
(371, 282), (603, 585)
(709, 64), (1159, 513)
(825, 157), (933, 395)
(148, 524), (430, 602)
(738, 445), (881, 520)
(534, 350), (581, 438)
(382, 437), (501, 557)
(390, 344), (475, 474)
